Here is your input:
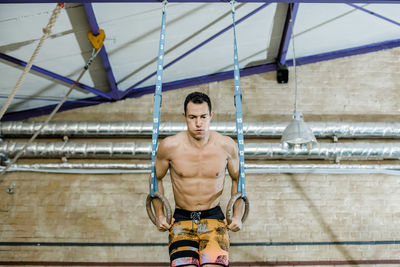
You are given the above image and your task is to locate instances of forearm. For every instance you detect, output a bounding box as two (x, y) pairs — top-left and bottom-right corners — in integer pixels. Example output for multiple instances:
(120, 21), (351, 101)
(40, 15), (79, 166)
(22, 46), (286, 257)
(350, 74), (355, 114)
(231, 181), (244, 218)
(151, 177), (166, 217)
(232, 195), (244, 218)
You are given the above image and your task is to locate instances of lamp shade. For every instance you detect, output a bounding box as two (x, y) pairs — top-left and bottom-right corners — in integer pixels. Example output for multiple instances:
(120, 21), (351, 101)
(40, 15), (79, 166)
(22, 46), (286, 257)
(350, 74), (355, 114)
(281, 110), (317, 147)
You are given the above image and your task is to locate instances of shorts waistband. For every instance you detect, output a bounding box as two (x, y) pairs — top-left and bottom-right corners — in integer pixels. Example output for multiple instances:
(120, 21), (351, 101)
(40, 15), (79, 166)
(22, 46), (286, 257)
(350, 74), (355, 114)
(173, 206), (225, 222)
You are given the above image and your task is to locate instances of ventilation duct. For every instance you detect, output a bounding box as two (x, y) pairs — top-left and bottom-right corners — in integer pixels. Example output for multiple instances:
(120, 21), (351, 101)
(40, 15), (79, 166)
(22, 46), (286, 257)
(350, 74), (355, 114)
(2, 163), (400, 176)
(1, 121), (400, 138)
(1, 141), (400, 160)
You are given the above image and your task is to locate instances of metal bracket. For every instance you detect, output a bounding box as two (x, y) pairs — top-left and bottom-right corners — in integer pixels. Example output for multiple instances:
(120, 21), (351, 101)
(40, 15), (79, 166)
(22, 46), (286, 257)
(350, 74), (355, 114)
(6, 182), (15, 194)
(0, 153), (9, 166)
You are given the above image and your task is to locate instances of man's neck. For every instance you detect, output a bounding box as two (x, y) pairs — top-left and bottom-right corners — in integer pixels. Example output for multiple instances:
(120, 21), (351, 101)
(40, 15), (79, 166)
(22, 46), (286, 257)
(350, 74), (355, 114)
(186, 131), (210, 148)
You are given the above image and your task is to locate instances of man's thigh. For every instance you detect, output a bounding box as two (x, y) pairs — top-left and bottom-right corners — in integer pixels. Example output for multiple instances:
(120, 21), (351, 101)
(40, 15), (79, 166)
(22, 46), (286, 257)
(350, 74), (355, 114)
(169, 220), (200, 267)
(198, 219), (229, 266)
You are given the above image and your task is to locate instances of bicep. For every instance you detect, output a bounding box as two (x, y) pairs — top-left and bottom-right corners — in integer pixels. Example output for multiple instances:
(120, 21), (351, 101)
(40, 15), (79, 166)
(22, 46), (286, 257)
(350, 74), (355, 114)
(226, 139), (240, 182)
(155, 140), (170, 179)
(228, 150), (239, 195)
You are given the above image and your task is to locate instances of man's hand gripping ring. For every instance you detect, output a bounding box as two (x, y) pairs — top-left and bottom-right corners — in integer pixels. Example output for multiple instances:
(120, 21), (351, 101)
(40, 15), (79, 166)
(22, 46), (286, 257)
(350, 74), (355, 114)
(226, 192), (250, 225)
(146, 192), (172, 226)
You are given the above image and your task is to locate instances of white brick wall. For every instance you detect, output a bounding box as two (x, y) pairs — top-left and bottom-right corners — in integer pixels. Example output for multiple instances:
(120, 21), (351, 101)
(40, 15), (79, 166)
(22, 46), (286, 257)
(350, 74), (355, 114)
(1, 47), (400, 265)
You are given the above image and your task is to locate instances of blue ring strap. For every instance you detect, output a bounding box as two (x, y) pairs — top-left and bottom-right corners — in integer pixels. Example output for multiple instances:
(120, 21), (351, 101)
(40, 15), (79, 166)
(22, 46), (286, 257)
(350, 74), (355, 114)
(231, 3), (246, 198)
(150, 6), (167, 197)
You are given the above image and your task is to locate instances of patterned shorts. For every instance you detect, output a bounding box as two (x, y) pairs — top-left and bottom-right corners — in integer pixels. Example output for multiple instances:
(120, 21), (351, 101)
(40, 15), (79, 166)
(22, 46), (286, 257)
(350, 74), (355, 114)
(168, 206), (229, 267)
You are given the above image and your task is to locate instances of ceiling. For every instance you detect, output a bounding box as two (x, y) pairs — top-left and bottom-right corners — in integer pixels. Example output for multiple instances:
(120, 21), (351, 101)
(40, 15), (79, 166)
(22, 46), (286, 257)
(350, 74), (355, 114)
(1, 1), (400, 121)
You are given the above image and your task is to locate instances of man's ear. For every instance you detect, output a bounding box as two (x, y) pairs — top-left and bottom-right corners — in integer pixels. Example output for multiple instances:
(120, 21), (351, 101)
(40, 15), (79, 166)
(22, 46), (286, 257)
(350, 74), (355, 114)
(210, 111), (214, 119)
(182, 112), (186, 119)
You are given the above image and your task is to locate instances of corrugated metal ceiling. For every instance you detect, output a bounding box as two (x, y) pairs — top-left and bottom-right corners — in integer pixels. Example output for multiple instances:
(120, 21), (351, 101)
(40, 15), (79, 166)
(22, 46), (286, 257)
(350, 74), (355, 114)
(1, 1), (400, 120)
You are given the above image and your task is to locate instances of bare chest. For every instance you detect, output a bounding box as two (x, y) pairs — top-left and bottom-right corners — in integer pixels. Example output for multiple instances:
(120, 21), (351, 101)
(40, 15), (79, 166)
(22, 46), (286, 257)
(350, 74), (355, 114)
(170, 146), (228, 179)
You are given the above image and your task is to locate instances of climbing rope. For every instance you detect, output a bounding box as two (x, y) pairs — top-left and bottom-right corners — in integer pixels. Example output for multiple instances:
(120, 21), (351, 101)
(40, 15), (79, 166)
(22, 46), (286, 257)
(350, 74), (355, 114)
(0, 3), (65, 120)
(0, 26), (105, 180)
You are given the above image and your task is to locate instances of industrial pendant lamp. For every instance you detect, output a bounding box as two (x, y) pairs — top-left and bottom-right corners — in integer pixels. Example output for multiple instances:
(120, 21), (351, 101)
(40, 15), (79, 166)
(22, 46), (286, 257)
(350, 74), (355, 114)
(281, 4), (317, 149)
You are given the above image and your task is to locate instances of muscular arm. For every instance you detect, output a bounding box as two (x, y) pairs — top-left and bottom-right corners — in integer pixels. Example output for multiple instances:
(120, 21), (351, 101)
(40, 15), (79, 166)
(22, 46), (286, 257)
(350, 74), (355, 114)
(149, 137), (173, 231)
(226, 136), (244, 231)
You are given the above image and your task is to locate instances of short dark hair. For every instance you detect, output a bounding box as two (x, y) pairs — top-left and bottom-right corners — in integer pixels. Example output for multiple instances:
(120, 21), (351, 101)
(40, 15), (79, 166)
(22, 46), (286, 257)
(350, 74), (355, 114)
(184, 92), (212, 115)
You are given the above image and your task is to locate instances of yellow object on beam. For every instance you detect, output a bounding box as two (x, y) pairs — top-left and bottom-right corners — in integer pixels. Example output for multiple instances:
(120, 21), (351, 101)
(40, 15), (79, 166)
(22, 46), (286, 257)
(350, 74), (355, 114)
(88, 29), (105, 50)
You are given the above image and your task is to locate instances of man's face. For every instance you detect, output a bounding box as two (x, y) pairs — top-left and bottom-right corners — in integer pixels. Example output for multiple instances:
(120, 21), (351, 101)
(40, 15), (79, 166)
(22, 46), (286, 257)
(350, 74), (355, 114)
(184, 101), (213, 140)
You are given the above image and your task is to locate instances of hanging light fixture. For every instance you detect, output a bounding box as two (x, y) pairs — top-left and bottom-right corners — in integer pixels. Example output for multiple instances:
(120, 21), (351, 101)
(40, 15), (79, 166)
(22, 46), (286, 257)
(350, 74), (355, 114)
(281, 4), (317, 149)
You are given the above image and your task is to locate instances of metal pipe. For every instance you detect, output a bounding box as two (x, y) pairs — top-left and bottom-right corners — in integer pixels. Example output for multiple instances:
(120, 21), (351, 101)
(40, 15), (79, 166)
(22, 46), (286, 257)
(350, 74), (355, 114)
(2, 122), (400, 138)
(0, 142), (151, 159)
(6, 163), (151, 174)
(246, 142), (400, 160)
(244, 163), (400, 175)
(2, 141), (400, 160)
(3, 163), (400, 175)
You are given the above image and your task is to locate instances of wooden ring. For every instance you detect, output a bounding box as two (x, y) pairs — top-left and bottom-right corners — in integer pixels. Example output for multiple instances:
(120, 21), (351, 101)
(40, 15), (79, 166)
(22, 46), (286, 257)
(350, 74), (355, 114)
(146, 192), (172, 226)
(226, 192), (249, 225)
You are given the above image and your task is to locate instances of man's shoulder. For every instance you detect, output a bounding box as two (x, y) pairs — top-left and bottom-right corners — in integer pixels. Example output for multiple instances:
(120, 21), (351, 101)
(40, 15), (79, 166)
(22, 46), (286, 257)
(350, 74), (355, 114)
(159, 132), (185, 149)
(211, 131), (236, 151)
(157, 134), (182, 159)
(212, 131), (235, 143)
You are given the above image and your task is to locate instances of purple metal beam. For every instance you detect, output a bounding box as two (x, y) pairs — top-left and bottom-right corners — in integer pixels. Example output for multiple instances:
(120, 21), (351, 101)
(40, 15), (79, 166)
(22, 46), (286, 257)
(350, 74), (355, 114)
(3, 37), (400, 121)
(1, 63), (276, 121)
(0, 52), (112, 100)
(123, 63), (277, 99)
(1, 96), (107, 121)
(127, 38), (400, 87)
(83, 3), (121, 100)
(2, 1), (400, 3)
(347, 3), (400, 27)
(277, 3), (299, 65)
(122, 2), (271, 97)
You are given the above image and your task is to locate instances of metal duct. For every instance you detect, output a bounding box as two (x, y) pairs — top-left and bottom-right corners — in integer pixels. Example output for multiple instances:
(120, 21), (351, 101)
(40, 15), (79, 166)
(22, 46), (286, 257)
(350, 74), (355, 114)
(0, 142), (151, 159)
(3, 163), (400, 175)
(246, 142), (400, 160)
(1, 121), (400, 138)
(6, 163), (151, 173)
(2, 141), (400, 160)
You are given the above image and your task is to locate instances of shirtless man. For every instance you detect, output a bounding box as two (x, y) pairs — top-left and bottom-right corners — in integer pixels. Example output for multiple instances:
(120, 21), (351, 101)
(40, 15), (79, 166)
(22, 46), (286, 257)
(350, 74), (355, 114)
(151, 91), (243, 267)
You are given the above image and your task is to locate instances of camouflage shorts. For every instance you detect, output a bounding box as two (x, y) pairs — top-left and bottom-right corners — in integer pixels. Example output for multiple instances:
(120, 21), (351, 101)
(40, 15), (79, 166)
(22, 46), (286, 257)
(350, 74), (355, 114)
(169, 209), (229, 267)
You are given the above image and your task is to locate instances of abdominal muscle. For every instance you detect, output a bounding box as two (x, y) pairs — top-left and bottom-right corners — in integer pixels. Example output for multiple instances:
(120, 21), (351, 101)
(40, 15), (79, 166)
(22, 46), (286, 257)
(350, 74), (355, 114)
(171, 174), (225, 211)
(167, 131), (230, 211)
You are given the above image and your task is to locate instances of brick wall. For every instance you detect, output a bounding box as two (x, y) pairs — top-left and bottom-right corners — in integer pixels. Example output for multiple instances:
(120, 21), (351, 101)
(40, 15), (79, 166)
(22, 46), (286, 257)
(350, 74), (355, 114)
(1, 47), (400, 266)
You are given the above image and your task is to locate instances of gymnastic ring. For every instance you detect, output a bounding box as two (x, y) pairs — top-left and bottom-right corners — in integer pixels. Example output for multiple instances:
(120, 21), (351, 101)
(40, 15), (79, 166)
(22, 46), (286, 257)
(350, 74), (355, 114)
(226, 192), (249, 225)
(146, 192), (172, 226)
